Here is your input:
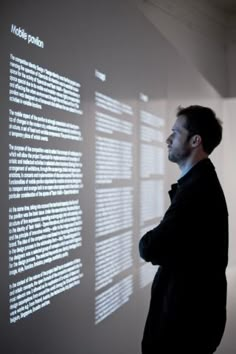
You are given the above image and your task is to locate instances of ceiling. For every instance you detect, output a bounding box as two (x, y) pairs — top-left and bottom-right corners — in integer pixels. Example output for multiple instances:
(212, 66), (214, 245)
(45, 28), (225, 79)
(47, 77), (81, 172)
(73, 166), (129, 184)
(209, 0), (236, 14)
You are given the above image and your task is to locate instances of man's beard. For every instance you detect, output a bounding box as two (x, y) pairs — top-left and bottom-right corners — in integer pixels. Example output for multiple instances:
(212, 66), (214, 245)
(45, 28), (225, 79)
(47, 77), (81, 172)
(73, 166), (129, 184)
(168, 145), (191, 164)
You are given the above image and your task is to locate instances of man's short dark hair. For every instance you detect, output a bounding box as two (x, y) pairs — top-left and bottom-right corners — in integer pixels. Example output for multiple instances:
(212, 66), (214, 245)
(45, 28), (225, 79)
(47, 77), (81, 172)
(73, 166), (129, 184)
(177, 105), (222, 155)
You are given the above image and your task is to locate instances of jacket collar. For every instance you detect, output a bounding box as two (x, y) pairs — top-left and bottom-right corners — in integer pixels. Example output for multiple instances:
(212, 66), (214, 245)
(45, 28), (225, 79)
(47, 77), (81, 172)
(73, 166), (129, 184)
(177, 158), (214, 186)
(168, 183), (178, 200)
(168, 158), (215, 200)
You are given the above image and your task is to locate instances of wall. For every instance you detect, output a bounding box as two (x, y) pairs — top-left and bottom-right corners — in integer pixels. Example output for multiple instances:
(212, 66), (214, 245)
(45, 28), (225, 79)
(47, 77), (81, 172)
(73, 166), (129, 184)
(137, 0), (228, 97)
(0, 0), (234, 353)
(226, 14), (236, 97)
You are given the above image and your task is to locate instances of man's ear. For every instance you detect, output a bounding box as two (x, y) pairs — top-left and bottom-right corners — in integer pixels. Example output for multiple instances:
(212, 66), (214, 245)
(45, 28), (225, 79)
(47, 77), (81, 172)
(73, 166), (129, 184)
(191, 134), (202, 147)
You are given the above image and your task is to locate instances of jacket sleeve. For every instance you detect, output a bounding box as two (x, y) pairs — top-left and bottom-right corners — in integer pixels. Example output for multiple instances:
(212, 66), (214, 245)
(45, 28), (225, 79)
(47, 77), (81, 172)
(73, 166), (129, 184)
(139, 187), (201, 266)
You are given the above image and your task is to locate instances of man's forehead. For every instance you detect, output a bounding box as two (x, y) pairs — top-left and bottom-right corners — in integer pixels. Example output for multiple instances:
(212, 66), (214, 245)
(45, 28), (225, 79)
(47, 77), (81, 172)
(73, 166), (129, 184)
(172, 115), (187, 131)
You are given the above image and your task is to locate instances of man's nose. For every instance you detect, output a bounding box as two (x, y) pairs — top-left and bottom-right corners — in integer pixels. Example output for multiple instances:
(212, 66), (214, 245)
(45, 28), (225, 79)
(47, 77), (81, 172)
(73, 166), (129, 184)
(166, 135), (171, 145)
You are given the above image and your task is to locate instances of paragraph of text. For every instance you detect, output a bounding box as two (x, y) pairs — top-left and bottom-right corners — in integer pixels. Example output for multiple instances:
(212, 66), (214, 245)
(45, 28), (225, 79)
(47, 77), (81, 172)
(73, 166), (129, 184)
(9, 53), (82, 114)
(9, 144), (83, 199)
(9, 259), (83, 323)
(9, 200), (83, 275)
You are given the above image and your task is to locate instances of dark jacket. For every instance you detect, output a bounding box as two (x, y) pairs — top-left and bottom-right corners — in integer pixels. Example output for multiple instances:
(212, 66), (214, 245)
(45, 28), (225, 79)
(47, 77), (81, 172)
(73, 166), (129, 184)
(139, 158), (228, 354)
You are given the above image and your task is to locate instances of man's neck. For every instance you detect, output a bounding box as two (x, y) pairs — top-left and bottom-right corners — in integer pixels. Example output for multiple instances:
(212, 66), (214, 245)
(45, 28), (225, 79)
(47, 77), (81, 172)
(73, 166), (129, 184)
(178, 153), (208, 177)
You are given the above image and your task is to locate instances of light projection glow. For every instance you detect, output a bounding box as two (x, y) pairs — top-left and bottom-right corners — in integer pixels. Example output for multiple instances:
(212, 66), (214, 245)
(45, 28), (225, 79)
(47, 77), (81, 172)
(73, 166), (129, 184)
(9, 200), (83, 275)
(9, 144), (83, 199)
(9, 109), (82, 142)
(140, 180), (164, 223)
(95, 187), (133, 237)
(139, 103), (165, 288)
(9, 259), (83, 323)
(95, 92), (133, 115)
(9, 53), (82, 114)
(7, 21), (84, 327)
(94, 79), (135, 324)
(96, 111), (133, 136)
(96, 136), (133, 183)
(95, 275), (133, 325)
(95, 230), (133, 291)
(0, 1), (170, 353)
(140, 144), (164, 177)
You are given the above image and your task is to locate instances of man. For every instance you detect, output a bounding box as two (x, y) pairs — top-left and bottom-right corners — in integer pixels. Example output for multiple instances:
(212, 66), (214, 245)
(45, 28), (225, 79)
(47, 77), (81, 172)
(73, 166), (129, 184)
(139, 105), (228, 354)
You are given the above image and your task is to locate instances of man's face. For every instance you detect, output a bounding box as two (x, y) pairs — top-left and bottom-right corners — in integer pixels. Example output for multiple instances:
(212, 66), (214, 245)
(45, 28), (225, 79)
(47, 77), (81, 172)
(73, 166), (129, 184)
(166, 115), (192, 164)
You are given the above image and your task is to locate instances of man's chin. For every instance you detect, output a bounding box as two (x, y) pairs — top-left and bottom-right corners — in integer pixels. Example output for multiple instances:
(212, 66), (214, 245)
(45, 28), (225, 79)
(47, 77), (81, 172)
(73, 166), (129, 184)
(168, 153), (177, 163)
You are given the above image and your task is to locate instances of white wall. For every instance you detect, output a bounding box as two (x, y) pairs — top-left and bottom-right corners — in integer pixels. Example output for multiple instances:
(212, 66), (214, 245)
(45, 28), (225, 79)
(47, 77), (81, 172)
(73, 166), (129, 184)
(222, 99), (236, 267)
